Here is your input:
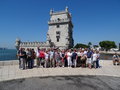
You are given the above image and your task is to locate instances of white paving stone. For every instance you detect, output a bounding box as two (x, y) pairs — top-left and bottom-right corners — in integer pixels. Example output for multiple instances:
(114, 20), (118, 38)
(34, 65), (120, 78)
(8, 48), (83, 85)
(0, 60), (120, 82)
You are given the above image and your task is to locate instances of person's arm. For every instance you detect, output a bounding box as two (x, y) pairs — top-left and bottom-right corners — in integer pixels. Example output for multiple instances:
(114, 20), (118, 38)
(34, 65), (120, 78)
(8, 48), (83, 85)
(118, 55), (120, 61)
(76, 53), (78, 60)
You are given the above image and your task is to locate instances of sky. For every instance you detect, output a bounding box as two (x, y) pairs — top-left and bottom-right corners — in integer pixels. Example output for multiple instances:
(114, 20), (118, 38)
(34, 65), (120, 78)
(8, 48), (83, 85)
(0, 0), (120, 48)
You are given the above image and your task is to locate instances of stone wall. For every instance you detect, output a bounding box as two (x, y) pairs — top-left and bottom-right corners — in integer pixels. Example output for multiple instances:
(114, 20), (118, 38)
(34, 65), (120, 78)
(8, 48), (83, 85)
(0, 60), (18, 66)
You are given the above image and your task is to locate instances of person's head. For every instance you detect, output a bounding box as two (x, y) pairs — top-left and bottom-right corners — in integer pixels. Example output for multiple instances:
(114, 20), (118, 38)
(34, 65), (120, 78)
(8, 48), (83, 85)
(23, 48), (25, 51)
(74, 49), (76, 52)
(37, 47), (39, 50)
(27, 48), (29, 51)
(81, 50), (84, 53)
(69, 49), (71, 52)
(85, 48), (87, 51)
(46, 51), (48, 53)
(88, 49), (90, 52)
(20, 48), (22, 51)
(32, 49), (34, 51)
(93, 50), (96, 54)
(62, 50), (65, 53)
(96, 50), (99, 54)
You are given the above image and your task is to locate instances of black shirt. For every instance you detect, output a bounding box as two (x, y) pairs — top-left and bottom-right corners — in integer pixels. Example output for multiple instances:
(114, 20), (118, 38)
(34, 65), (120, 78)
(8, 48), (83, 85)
(18, 51), (26, 58)
(72, 52), (77, 59)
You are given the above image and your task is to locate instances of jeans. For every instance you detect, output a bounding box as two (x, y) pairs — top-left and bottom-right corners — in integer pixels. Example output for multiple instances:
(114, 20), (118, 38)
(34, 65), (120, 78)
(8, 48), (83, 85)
(20, 58), (25, 69)
(28, 59), (33, 69)
(96, 59), (100, 68)
(73, 59), (77, 67)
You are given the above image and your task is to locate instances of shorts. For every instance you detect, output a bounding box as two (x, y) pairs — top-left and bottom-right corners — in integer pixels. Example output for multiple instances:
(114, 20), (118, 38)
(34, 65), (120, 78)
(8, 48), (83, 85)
(86, 58), (92, 64)
(114, 59), (119, 62)
(50, 56), (53, 60)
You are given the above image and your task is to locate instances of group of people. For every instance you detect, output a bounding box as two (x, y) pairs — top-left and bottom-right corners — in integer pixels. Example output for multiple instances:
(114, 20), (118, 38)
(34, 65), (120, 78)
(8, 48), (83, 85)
(17, 48), (36, 69)
(17, 47), (100, 70)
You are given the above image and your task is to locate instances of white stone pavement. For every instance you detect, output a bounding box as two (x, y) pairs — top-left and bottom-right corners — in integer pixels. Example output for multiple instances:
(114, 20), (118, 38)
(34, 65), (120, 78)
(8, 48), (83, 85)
(0, 60), (120, 82)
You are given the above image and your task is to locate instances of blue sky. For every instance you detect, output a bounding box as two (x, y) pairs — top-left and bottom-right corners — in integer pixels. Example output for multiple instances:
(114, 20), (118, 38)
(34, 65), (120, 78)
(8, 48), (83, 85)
(0, 0), (120, 48)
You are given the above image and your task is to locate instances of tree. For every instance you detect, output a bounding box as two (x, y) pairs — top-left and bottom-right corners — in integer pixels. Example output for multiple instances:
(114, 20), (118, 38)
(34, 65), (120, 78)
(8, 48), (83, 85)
(99, 41), (117, 51)
(88, 42), (92, 48)
(74, 43), (89, 49)
(93, 45), (99, 48)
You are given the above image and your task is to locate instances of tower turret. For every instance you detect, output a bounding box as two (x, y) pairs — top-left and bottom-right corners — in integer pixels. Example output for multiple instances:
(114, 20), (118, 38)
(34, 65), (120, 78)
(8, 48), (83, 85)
(15, 38), (21, 50)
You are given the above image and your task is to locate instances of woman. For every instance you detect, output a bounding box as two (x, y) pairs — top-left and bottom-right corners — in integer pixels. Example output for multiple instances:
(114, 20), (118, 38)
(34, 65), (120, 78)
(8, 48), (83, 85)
(31, 49), (36, 68)
(61, 50), (65, 67)
(54, 50), (61, 67)
(44, 51), (49, 68)
(77, 49), (82, 67)
(80, 50), (87, 68)
(67, 49), (72, 67)
(96, 51), (100, 68)
(92, 51), (97, 69)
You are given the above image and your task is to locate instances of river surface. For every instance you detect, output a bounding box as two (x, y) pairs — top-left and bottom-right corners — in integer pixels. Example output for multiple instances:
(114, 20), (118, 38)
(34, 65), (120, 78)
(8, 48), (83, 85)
(0, 49), (17, 61)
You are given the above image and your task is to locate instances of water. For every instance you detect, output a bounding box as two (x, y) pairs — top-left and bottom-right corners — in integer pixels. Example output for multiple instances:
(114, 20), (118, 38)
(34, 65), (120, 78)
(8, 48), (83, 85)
(0, 49), (17, 61)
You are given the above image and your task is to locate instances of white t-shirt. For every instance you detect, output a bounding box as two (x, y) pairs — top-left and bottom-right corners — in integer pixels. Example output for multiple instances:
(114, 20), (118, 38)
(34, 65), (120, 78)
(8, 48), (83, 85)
(93, 53), (97, 61)
(84, 51), (87, 55)
(49, 51), (54, 58)
(77, 52), (81, 56)
(35, 50), (39, 57)
(45, 53), (49, 60)
(67, 52), (72, 60)
(77, 52), (83, 57)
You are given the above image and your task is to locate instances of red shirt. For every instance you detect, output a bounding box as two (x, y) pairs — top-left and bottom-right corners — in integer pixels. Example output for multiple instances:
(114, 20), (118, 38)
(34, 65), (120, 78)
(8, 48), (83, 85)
(39, 51), (45, 58)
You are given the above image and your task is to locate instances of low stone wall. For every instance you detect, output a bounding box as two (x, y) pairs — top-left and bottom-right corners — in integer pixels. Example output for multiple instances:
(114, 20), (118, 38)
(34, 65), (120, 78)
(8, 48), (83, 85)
(0, 60), (19, 66)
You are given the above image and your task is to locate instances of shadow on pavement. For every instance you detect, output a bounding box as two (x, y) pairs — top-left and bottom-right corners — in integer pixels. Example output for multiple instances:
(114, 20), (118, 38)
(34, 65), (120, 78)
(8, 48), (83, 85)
(0, 75), (120, 90)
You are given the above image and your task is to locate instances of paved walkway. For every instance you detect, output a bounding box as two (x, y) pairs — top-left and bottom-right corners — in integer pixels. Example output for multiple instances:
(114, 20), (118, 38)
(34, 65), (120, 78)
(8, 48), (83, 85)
(0, 60), (120, 82)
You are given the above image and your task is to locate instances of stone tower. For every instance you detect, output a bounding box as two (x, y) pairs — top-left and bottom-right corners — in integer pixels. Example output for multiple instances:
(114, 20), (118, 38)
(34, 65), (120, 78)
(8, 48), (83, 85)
(48, 7), (74, 49)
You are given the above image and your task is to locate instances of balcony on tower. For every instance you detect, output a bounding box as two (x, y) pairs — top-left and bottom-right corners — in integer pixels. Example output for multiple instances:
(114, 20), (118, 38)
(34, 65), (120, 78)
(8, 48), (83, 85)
(48, 18), (71, 25)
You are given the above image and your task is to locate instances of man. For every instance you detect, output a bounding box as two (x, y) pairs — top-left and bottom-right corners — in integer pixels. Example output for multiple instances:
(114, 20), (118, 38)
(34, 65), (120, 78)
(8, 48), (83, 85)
(86, 49), (93, 69)
(27, 48), (32, 69)
(72, 50), (78, 67)
(17, 48), (21, 69)
(18, 48), (26, 70)
(113, 53), (120, 65)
